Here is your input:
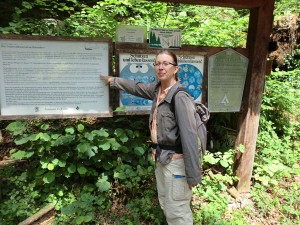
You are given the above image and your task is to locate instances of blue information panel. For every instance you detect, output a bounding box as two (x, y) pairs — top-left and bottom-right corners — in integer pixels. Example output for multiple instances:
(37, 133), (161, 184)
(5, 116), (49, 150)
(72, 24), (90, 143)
(177, 55), (205, 103)
(119, 53), (157, 111)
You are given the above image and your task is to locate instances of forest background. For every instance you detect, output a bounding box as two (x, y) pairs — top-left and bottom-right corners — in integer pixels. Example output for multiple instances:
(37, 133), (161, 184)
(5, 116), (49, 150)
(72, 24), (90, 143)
(0, 0), (299, 224)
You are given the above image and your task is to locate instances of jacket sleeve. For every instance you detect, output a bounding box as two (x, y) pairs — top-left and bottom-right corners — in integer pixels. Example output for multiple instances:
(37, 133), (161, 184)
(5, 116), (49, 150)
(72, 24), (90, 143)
(174, 92), (201, 185)
(110, 77), (156, 100)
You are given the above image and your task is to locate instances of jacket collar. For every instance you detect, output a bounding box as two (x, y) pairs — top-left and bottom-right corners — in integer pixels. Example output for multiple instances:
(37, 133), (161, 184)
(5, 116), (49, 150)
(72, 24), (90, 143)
(155, 81), (181, 104)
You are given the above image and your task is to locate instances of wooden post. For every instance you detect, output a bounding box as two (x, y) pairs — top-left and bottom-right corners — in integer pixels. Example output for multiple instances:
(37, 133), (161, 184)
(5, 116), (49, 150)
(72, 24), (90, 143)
(233, 0), (275, 193)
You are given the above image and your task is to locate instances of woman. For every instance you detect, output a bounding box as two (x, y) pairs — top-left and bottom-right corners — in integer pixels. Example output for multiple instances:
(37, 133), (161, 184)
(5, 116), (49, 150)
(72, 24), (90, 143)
(100, 50), (201, 225)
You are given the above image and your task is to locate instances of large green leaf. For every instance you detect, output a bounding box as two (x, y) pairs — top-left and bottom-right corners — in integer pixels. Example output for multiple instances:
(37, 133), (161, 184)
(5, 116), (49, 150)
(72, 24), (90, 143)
(76, 142), (91, 153)
(68, 164), (76, 173)
(11, 150), (26, 159)
(65, 127), (75, 134)
(86, 147), (97, 159)
(134, 146), (144, 156)
(37, 132), (51, 141)
(11, 150), (34, 159)
(99, 141), (110, 151)
(77, 165), (87, 175)
(15, 136), (30, 145)
(54, 135), (75, 146)
(43, 172), (55, 183)
(77, 124), (85, 132)
(96, 175), (111, 192)
(47, 163), (55, 171)
(92, 128), (109, 137)
(6, 121), (29, 135)
(84, 132), (95, 141)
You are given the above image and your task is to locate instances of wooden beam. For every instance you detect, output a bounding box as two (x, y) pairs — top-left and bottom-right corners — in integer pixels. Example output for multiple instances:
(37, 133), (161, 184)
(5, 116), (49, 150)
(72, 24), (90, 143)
(233, 0), (275, 193)
(18, 203), (55, 225)
(149, 0), (262, 9)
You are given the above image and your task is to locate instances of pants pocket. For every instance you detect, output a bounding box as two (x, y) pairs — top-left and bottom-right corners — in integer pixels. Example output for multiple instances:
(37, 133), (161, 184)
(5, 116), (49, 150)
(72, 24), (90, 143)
(172, 174), (190, 201)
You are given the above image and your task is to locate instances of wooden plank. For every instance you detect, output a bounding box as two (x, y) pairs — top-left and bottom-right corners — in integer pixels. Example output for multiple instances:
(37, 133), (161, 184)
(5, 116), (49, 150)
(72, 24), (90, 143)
(149, 0), (262, 9)
(18, 203), (55, 225)
(233, 0), (275, 193)
(0, 160), (25, 168)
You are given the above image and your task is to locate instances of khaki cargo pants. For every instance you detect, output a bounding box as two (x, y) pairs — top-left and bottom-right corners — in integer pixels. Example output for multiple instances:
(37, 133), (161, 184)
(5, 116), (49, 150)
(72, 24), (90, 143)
(155, 159), (193, 225)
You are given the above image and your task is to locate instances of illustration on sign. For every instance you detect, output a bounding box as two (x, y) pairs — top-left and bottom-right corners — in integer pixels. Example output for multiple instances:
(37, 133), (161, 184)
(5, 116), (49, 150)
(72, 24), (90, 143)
(119, 53), (157, 111)
(177, 55), (205, 103)
(150, 28), (181, 49)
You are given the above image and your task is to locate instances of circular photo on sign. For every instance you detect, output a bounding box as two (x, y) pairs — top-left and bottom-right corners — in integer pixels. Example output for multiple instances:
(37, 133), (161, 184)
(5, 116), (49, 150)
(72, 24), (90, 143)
(178, 64), (203, 100)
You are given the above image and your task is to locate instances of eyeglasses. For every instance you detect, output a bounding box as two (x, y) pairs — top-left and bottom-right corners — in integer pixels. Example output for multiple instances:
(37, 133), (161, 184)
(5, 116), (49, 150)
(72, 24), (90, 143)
(153, 61), (177, 68)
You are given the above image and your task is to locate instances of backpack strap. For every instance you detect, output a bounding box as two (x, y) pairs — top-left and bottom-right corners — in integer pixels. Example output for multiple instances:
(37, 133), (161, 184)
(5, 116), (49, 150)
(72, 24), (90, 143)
(170, 87), (190, 113)
(171, 87), (209, 124)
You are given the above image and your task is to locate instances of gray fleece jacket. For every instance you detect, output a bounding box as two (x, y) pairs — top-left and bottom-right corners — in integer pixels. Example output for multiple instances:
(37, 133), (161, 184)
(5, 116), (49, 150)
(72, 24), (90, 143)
(110, 77), (201, 185)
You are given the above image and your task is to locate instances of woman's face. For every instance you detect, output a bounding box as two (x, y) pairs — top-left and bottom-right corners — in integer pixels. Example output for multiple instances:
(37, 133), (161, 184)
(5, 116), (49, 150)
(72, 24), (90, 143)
(154, 53), (178, 84)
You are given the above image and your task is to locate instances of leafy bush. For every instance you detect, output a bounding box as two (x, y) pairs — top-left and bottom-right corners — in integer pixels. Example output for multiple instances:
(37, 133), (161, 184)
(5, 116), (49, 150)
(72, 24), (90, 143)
(0, 170), (41, 225)
(1, 117), (155, 224)
(256, 68), (300, 183)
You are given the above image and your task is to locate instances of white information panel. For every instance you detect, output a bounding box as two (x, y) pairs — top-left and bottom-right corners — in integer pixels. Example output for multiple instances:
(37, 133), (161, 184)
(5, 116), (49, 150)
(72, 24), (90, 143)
(0, 37), (111, 118)
(208, 48), (248, 112)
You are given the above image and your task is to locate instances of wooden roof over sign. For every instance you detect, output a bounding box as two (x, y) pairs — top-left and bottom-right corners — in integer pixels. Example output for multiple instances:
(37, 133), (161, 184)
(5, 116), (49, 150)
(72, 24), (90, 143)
(150, 0), (264, 9)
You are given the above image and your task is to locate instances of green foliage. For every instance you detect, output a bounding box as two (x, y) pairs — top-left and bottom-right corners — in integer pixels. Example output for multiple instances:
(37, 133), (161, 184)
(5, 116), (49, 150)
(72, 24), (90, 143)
(252, 182), (300, 224)
(173, 6), (248, 47)
(59, 192), (106, 224)
(2, 117), (154, 223)
(283, 45), (300, 71)
(6, 118), (150, 187)
(0, 0), (85, 35)
(193, 177), (230, 225)
(0, 171), (41, 225)
(253, 67), (300, 190)
(0, 0), (249, 48)
(274, 0), (300, 16)
(120, 190), (166, 225)
(260, 69), (300, 137)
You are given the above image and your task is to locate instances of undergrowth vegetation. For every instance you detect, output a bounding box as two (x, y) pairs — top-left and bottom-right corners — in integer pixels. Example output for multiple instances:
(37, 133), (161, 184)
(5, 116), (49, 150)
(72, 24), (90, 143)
(0, 0), (299, 224)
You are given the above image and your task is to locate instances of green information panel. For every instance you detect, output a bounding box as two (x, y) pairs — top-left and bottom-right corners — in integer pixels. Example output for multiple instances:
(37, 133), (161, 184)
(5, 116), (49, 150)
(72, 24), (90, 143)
(208, 48), (248, 112)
